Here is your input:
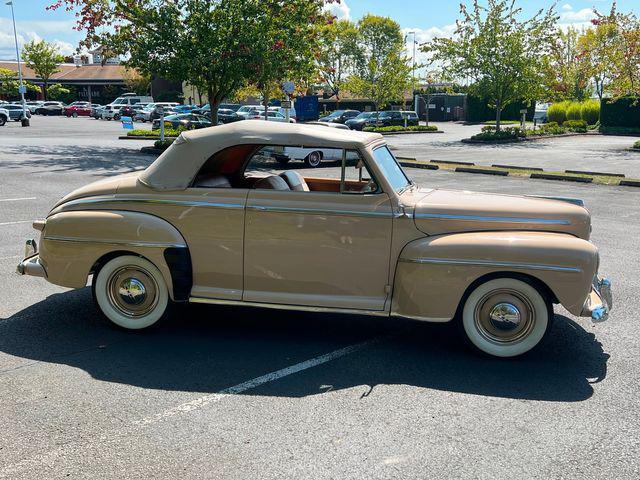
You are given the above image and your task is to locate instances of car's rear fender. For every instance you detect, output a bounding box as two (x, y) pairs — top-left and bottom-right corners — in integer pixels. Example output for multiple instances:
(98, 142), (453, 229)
(38, 210), (192, 301)
(391, 231), (599, 321)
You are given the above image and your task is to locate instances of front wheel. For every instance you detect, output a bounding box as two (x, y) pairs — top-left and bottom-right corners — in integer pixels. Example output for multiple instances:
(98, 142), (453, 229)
(72, 111), (78, 118)
(461, 277), (552, 358)
(92, 255), (169, 330)
(304, 151), (322, 168)
(114, 114), (121, 121)
(0, 115), (6, 126)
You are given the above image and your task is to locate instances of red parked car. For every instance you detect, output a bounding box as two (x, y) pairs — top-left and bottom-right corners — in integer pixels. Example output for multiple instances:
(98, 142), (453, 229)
(64, 102), (93, 117)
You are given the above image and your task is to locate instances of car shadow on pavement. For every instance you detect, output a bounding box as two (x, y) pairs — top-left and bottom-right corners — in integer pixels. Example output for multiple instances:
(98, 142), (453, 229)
(0, 288), (608, 402)
(1, 145), (153, 175)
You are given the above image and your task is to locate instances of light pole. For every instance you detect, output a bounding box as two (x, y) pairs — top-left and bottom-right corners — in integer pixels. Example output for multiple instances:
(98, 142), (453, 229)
(406, 31), (417, 115)
(6, 0), (29, 126)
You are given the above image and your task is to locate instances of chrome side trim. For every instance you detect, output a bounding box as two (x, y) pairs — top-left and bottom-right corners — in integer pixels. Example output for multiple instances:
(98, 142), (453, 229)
(60, 195), (245, 211)
(414, 212), (571, 225)
(398, 257), (582, 273)
(246, 205), (392, 218)
(189, 296), (389, 316)
(527, 196), (585, 207)
(44, 235), (185, 249)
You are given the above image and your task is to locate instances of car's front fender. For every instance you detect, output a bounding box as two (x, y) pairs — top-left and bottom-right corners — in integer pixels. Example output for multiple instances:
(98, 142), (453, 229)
(38, 210), (190, 300)
(391, 231), (599, 321)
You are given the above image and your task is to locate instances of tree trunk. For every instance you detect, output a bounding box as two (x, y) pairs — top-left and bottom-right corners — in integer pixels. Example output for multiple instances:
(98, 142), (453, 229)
(43, 82), (48, 101)
(495, 99), (502, 132)
(263, 88), (268, 121)
(208, 87), (218, 126)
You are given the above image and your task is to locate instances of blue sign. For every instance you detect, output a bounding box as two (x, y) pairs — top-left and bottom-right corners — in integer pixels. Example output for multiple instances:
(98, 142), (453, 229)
(121, 116), (134, 130)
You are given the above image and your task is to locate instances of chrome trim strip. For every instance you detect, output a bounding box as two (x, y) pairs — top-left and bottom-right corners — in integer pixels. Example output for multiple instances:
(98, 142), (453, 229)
(44, 235), (185, 249)
(398, 257), (582, 273)
(189, 296), (389, 316)
(246, 205), (392, 218)
(414, 212), (571, 225)
(61, 195), (245, 211)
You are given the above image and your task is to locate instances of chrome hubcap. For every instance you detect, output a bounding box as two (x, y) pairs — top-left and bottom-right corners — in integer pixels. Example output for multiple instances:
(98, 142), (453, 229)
(107, 266), (158, 318)
(474, 289), (535, 344)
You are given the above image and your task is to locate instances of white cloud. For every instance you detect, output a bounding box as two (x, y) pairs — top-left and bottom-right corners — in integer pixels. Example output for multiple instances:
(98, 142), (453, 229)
(0, 17), (80, 60)
(402, 25), (456, 75)
(558, 4), (596, 30)
(324, 0), (350, 20)
(561, 3), (573, 12)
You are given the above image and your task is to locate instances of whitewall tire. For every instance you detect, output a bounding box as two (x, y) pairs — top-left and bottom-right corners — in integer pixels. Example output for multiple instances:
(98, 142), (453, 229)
(93, 255), (169, 330)
(461, 277), (551, 358)
(304, 151), (322, 168)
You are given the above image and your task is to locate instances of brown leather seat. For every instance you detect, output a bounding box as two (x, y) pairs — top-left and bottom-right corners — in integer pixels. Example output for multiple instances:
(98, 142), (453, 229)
(279, 171), (310, 192)
(196, 175), (232, 188)
(253, 175), (290, 190)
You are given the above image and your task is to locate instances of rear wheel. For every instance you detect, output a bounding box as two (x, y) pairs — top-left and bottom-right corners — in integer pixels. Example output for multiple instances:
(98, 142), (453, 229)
(0, 115), (6, 126)
(304, 151), (322, 168)
(92, 255), (169, 330)
(72, 111), (78, 118)
(461, 277), (552, 358)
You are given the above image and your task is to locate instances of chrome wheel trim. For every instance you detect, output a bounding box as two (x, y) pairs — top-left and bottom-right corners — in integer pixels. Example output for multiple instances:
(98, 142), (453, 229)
(106, 266), (159, 318)
(474, 289), (536, 345)
(307, 151), (321, 167)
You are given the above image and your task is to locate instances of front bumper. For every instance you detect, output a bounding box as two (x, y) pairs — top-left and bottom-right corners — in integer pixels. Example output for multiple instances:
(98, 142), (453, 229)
(16, 238), (46, 278)
(581, 276), (612, 323)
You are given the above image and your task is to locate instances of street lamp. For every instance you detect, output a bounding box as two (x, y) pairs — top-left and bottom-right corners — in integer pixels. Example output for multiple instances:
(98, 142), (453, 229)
(406, 31), (418, 115)
(6, 0), (29, 126)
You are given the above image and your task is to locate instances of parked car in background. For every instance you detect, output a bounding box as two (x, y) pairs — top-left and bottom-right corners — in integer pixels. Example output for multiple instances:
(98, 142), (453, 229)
(111, 93), (154, 107)
(64, 102), (93, 117)
(101, 104), (123, 120)
(2, 104), (31, 121)
(91, 105), (106, 119)
(247, 110), (296, 123)
(272, 106), (297, 121)
(172, 105), (198, 114)
(345, 111), (379, 131)
(0, 107), (8, 126)
(374, 110), (419, 128)
(25, 101), (44, 114)
(152, 113), (212, 130)
(307, 121), (350, 130)
(215, 108), (243, 124)
(318, 109), (361, 124)
(236, 104), (265, 118)
(35, 101), (64, 116)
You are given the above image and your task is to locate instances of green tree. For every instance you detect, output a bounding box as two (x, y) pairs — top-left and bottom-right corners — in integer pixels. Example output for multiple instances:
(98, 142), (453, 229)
(49, 0), (328, 125)
(544, 27), (591, 101)
(423, 0), (558, 130)
(317, 19), (359, 107)
(345, 15), (412, 110)
(47, 83), (72, 102)
(0, 68), (39, 100)
(22, 40), (64, 100)
(122, 68), (151, 95)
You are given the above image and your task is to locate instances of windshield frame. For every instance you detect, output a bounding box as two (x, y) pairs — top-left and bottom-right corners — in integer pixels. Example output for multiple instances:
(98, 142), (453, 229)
(371, 145), (412, 194)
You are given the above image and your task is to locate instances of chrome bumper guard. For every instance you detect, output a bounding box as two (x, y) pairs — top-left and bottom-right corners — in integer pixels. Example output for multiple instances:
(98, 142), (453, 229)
(16, 239), (46, 278)
(582, 276), (612, 323)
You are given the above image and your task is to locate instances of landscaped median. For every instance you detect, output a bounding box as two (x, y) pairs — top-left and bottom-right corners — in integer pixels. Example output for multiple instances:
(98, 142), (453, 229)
(363, 125), (442, 134)
(120, 128), (182, 141)
(396, 157), (640, 188)
(463, 120), (593, 144)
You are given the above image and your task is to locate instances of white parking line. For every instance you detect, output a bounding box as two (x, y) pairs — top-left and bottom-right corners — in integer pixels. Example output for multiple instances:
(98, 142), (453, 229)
(0, 221), (30, 226)
(0, 333), (392, 476)
(0, 197), (36, 202)
(136, 334), (389, 426)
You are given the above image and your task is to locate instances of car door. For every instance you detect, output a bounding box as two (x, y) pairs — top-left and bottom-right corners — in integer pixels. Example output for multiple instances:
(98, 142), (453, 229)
(243, 147), (394, 311)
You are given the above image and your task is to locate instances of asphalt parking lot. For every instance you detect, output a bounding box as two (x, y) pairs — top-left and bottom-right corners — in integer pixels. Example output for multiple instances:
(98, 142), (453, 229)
(1, 116), (639, 479)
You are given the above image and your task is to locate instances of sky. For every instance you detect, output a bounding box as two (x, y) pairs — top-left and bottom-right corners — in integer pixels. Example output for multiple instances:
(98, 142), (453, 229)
(1, 0), (638, 63)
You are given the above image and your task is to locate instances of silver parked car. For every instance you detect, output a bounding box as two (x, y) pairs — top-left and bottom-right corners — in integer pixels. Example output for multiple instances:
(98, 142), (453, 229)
(2, 104), (31, 121)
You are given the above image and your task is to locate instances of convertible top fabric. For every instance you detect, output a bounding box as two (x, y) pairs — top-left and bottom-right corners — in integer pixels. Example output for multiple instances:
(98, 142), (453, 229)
(139, 121), (384, 191)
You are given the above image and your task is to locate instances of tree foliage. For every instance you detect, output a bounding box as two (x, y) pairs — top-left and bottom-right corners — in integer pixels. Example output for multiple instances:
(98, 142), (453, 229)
(423, 0), (558, 130)
(22, 40), (64, 100)
(317, 19), (359, 104)
(49, 0), (330, 124)
(122, 68), (151, 95)
(0, 68), (40, 99)
(344, 15), (412, 110)
(544, 28), (591, 101)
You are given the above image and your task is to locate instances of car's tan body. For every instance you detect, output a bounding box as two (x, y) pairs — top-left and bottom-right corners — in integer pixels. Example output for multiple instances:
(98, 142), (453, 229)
(19, 122), (608, 323)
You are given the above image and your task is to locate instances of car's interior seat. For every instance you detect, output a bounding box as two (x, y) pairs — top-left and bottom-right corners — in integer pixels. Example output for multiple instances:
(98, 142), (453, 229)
(196, 175), (232, 188)
(253, 175), (290, 190)
(279, 171), (310, 192)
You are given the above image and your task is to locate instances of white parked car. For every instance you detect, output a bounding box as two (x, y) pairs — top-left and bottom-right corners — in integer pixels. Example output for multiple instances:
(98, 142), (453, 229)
(133, 102), (179, 122)
(0, 107), (9, 126)
(247, 110), (296, 123)
(100, 104), (123, 120)
(236, 105), (265, 118)
(25, 101), (44, 114)
(111, 93), (154, 107)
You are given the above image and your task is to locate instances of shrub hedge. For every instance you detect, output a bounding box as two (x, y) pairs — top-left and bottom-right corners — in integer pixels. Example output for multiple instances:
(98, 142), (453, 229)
(548, 100), (600, 126)
(466, 96), (535, 122)
(634, 140), (640, 150)
(154, 139), (175, 150)
(363, 125), (438, 133)
(600, 96), (640, 129)
(127, 127), (185, 138)
(581, 100), (600, 125)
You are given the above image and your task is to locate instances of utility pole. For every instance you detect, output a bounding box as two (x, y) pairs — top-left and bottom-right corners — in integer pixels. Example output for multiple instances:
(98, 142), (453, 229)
(6, 0), (29, 126)
(407, 31), (418, 116)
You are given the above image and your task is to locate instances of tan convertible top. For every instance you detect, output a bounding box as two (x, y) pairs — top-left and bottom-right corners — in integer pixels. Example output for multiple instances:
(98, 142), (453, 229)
(139, 121), (384, 191)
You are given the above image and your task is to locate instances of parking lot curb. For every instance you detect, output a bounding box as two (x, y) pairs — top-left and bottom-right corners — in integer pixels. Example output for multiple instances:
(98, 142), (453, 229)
(455, 167), (509, 176)
(374, 130), (444, 135)
(620, 180), (640, 187)
(492, 164), (543, 171)
(120, 135), (177, 140)
(431, 159), (475, 166)
(530, 173), (593, 183)
(140, 146), (164, 155)
(399, 161), (439, 170)
(565, 169), (625, 178)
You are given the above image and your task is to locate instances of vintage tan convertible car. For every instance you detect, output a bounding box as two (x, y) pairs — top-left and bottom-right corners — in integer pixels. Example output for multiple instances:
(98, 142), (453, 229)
(17, 122), (612, 357)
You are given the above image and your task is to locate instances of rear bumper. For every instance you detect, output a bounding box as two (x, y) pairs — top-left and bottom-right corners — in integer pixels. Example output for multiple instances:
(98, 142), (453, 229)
(16, 238), (47, 278)
(581, 277), (612, 322)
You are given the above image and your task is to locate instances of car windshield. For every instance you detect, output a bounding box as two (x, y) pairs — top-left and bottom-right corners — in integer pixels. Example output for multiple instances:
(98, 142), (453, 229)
(372, 146), (411, 193)
(238, 106), (258, 113)
(325, 110), (345, 118)
(354, 112), (374, 120)
(378, 112), (395, 118)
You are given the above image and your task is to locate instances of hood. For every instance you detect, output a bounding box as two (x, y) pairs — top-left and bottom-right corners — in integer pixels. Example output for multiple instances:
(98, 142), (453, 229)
(413, 189), (591, 240)
(51, 172), (140, 212)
